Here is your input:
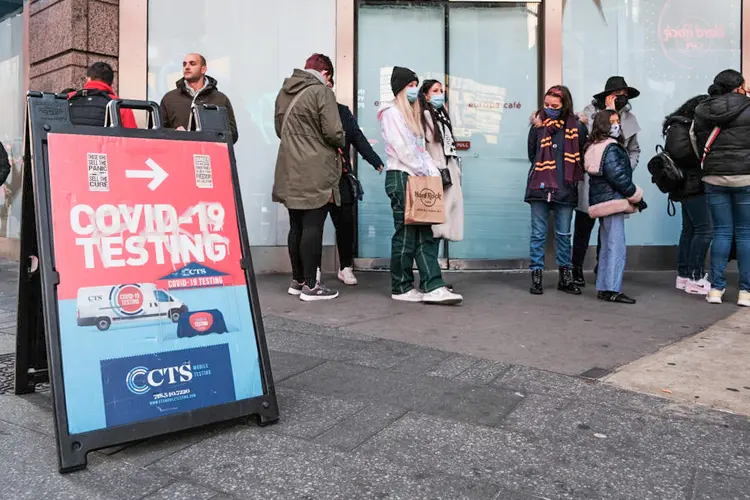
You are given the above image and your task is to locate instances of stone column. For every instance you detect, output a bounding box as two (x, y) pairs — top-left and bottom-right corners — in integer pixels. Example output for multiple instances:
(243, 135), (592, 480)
(28, 0), (119, 93)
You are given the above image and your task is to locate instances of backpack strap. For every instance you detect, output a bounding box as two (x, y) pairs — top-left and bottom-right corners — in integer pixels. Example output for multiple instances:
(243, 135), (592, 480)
(688, 120), (700, 159)
(281, 86), (313, 136)
(700, 126), (721, 169)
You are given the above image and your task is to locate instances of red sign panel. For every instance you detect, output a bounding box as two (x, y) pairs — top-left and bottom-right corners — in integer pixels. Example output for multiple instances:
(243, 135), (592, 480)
(47, 135), (246, 300)
(456, 141), (471, 151)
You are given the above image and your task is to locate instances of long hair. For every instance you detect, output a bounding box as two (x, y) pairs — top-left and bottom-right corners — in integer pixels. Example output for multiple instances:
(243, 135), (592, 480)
(536, 85), (574, 121)
(587, 110), (623, 149)
(662, 94), (709, 135)
(418, 79), (453, 144)
(394, 88), (423, 136)
(708, 69), (744, 96)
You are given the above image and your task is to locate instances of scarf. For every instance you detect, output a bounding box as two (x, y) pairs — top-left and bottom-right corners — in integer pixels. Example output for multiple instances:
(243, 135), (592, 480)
(435, 112), (457, 158)
(530, 113), (583, 191)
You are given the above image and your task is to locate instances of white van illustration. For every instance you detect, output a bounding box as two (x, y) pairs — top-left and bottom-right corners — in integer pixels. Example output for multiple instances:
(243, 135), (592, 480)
(76, 283), (189, 331)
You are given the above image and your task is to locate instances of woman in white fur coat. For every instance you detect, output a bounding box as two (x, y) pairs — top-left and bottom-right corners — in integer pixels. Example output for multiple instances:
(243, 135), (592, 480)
(418, 80), (464, 244)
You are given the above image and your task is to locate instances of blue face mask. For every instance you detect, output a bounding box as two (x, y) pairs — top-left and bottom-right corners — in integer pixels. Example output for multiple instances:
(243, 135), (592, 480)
(545, 107), (562, 119)
(406, 87), (419, 103)
(430, 93), (445, 109)
(610, 124), (622, 137)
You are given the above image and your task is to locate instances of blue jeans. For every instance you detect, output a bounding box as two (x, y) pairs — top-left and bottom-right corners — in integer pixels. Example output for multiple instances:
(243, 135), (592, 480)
(705, 184), (750, 291)
(529, 202), (573, 270)
(677, 195), (713, 280)
(597, 214), (627, 292)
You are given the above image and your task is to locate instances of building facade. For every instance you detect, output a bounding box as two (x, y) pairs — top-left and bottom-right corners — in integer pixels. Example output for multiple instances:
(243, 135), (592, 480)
(5, 0), (749, 272)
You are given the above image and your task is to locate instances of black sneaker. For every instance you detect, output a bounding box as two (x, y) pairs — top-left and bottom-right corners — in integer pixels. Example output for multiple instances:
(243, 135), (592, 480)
(572, 266), (586, 287)
(287, 280), (304, 296)
(597, 291), (636, 304)
(300, 283), (339, 302)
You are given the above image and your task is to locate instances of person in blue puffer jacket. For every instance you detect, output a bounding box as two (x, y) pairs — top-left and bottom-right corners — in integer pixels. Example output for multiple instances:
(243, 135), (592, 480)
(584, 110), (646, 304)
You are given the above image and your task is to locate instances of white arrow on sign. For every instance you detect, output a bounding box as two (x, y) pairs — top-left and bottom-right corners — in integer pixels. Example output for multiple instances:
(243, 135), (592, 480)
(126, 158), (168, 191)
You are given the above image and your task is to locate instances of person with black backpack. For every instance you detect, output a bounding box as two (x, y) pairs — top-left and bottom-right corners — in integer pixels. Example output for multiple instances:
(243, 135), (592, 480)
(657, 95), (712, 296)
(67, 62), (137, 128)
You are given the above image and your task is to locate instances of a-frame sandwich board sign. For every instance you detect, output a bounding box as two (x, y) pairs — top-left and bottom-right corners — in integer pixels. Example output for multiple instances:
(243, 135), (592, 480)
(15, 92), (278, 473)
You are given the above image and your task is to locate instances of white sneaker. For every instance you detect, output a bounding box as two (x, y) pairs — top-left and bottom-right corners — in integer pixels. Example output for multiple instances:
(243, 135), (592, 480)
(423, 286), (463, 305)
(706, 289), (725, 304)
(685, 275), (711, 296)
(738, 291), (750, 307)
(676, 276), (689, 291)
(338, 267), (358, 285)
(392, 289), (424, 303)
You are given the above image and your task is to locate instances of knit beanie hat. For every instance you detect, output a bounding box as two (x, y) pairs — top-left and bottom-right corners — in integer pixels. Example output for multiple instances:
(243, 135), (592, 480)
(391, 66), (418, 96)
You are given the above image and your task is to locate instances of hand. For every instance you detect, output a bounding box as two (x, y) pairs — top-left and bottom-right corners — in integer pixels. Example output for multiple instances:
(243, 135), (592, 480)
(176, 126), (186, 131)
(530, 113), (543, 128)
(377, 165), (384, 174)
(577, 112), (588, 124)
(605, 95), (617, 111)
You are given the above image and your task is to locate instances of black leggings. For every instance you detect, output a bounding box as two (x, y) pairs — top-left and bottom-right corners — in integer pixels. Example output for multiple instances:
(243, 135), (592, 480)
(329, 203), (355, 269)
(572, 210), (601, 269)
(288, 205), (330, 286)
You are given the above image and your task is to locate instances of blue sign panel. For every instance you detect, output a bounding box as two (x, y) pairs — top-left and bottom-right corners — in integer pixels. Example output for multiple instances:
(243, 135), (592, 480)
(101, 344), (237, 428)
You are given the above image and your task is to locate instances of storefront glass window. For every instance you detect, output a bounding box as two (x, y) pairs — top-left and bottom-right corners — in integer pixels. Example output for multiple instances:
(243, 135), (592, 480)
(0, 11), (24, 239)
(563, 0), (741, 245)
(147, 0), (337, 246)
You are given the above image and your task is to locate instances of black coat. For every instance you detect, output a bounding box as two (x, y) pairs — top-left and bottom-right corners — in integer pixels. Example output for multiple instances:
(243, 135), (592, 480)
(663, 115), (703, 200)
(589, 142), (637, 208)
(338, 104), (383, 174)
(0, 142), (10, 186)
(693, 93), (750, 177)
(525, 121), (588, 206)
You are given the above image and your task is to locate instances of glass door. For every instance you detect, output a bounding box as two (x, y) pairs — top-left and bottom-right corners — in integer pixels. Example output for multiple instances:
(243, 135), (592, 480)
(446, 2), (541, 266)
(355, 1), (541, 268)
(356, 2), (446, 263)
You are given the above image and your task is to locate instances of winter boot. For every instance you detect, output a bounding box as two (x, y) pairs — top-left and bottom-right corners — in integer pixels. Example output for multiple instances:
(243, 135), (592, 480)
(530, 269), (543, 295)
(572, 266), (586, 287)
(558, 267), (582, 295)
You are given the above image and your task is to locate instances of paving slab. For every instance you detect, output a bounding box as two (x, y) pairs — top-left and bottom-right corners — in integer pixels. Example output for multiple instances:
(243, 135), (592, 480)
(281, 361), (524, 427)
(150, 426), (502, 500)
(357, 412), (695, 500)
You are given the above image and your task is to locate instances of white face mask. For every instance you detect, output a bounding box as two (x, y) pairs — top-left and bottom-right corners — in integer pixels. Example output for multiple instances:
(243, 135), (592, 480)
(610, 124), (622, 137)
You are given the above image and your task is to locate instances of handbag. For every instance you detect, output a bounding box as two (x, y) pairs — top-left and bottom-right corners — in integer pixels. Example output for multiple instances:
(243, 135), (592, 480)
(339, 170), (364, 203)
(439, 167), (452, 188)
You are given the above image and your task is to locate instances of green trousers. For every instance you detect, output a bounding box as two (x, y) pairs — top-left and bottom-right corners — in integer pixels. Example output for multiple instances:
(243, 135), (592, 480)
(385, 170), (446, 294)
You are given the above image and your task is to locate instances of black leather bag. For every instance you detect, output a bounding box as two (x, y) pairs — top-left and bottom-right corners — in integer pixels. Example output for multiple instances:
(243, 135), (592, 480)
(439, 167), (452, 188)
(339, 172), (364, 204)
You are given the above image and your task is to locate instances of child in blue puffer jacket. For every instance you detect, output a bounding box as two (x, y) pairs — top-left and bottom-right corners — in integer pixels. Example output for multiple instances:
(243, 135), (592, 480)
(584, 110), (646, 304)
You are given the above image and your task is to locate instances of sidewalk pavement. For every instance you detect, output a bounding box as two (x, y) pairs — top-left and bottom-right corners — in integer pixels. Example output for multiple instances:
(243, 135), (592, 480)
(0, 264), (748, 499)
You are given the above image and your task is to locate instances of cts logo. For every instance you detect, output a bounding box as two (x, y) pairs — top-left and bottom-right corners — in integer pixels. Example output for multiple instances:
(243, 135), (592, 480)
(180, 267), (207, 277)
(125, 363), (193, 395)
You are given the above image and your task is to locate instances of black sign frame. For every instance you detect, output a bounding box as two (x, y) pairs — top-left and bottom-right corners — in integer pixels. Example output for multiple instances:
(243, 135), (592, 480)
(15, 92), (278, 473)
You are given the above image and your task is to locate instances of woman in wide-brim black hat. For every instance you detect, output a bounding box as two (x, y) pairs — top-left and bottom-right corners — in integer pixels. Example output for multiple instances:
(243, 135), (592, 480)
(572, 76), (642, 288)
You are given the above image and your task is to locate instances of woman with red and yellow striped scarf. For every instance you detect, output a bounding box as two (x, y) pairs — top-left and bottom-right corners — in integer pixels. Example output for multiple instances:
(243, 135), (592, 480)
(525, 85), (588, 295)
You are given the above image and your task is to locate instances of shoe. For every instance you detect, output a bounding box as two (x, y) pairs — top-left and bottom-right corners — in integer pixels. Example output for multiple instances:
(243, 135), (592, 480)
(419, 284), (454, 293)
(685, 275), (710, 296)
(597, 291), (636, 304)
(287, 280), (304, 296)
(530, 269), (543, 295)
(338, 267), (358, 286)
(675, 276), (689, 291)
(572, 266), (586, 287)
(316, 267), (322, 283)
(392, 289), (424, 303)
(738, 291), (750, 307)
(706, 289), (725, 304)
(423, 286), (463, 305)
(558, 267), (582, 295)
(299, 283), (339, 302)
